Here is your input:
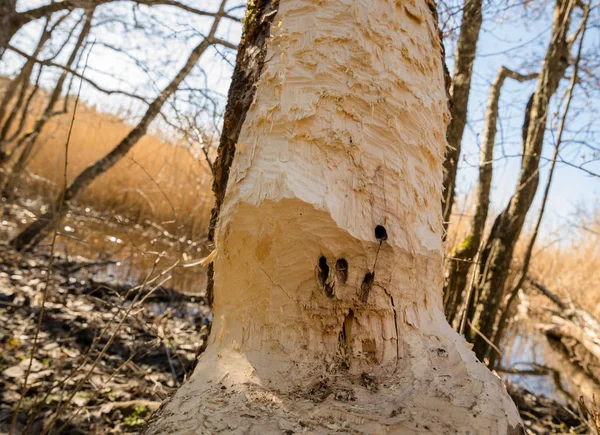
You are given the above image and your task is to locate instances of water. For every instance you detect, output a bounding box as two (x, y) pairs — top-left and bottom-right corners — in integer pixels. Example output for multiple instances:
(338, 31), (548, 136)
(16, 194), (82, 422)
(3, 203), (210, 296)
(501, 319), (600, 407)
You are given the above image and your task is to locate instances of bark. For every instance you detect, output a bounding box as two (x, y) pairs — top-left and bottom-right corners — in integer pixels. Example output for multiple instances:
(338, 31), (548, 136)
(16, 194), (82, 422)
(0, 11), (91, 197)
(145, 1), (522, 433)
(464, 0), (575, 363)
(443, 67), (537, 324)
(442, 0), (483, 234)
(0, 0), (17, 62)
(10, 6), (226, 251)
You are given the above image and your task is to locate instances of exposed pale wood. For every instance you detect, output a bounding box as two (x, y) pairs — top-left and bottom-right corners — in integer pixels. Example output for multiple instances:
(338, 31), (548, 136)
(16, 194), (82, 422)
(146, 1), (522, 433)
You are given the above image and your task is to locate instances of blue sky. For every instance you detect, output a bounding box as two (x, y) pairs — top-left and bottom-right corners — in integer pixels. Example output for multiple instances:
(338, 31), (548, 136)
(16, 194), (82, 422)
(444, 1), (600, 239)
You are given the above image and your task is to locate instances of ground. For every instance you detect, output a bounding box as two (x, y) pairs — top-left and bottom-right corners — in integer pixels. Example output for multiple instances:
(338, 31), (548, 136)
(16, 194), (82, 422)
(0, 202), (593, 434)
(0, 240), (209, 434)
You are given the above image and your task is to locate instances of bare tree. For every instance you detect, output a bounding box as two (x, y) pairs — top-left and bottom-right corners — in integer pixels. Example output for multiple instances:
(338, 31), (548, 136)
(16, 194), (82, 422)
(0, 10), (92, 197)
(10, 1), (231, 251)
(443, 67), (537, 324)
(464, 0), (577, 363)
(0, 0), (238, 59)
(488, 2), (591, 368)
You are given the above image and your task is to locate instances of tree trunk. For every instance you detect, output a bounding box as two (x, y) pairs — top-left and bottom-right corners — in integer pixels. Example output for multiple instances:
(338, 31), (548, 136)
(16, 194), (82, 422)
(489, 8), (589, 368)
(9, 8), (225, 251)
(0, 0), (18, 62)
(145, 1), (522, 433)
(443, 67), (536, 324)
(442, 0), (483, 234)
(464, 0), (575, 363)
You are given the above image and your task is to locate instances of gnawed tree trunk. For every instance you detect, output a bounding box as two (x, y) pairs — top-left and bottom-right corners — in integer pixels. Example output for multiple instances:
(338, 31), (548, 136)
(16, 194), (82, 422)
(464, 0), (575, 363)
(443, 67), (536, 324)
(10, 6), (226, 251)
(145, 1), (522, 433)
(442, 0), (483, 233)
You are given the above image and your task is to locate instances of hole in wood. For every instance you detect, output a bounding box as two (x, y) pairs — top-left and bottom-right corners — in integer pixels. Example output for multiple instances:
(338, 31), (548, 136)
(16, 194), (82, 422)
(335, 258), (348, 284)
(375, 225), (387, 241)
(318, 256), (335, 298)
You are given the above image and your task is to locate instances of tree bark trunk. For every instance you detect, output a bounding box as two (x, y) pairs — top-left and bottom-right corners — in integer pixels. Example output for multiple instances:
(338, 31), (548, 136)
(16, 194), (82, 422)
(0, 0), (18, 62)
(9, 7), (225, 251)
(464, 0), (575, 363)
(145, 1), (522, 433)
(442, 0), (483, 234)
(443, 67), (536, 324)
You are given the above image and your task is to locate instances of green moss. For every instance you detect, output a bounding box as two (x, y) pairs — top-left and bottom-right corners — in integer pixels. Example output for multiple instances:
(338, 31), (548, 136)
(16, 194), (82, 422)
(241, 0), (259, 45)
(458, 233), (474, 251)
(124, 405), (148, 427)
(450, 233), (474, 256)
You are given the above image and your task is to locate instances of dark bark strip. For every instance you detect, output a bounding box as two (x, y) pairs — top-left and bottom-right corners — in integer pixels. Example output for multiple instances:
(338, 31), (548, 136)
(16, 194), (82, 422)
(443, 67), (537, 324)
(441, 0), (483, 234)
(205, 0), (280, 307)
(10, 5), (227, 251)
(464, 0), (575, 362)
(426, 0), (452, 113)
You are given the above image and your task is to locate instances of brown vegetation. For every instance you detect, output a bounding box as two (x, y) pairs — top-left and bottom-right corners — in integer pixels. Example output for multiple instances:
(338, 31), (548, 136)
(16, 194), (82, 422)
(0, 77), (214, 240)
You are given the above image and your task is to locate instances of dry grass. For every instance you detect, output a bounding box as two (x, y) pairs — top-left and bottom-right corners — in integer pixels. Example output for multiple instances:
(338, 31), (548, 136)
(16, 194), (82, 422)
(2, 80), (215, 240)
(527, 214), (600, 316)
(446, 198), (600, 317)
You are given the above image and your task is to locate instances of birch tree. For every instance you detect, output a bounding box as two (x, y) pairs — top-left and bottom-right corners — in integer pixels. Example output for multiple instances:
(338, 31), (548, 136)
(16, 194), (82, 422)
(145, 1), (522, 433)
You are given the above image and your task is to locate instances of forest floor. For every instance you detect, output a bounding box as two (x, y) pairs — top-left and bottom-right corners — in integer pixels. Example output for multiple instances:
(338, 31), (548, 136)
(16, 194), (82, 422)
(0, 239), (210, 434)
(0, 201), (594, 434)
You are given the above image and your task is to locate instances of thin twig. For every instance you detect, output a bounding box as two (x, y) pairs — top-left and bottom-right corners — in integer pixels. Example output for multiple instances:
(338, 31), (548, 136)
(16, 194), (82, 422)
(9, 39), (96, 435)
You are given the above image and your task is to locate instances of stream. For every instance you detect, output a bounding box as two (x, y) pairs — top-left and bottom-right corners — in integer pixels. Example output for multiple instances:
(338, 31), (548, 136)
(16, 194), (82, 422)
(2, 202), (210, 296)
(501, 318), (600, 407)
